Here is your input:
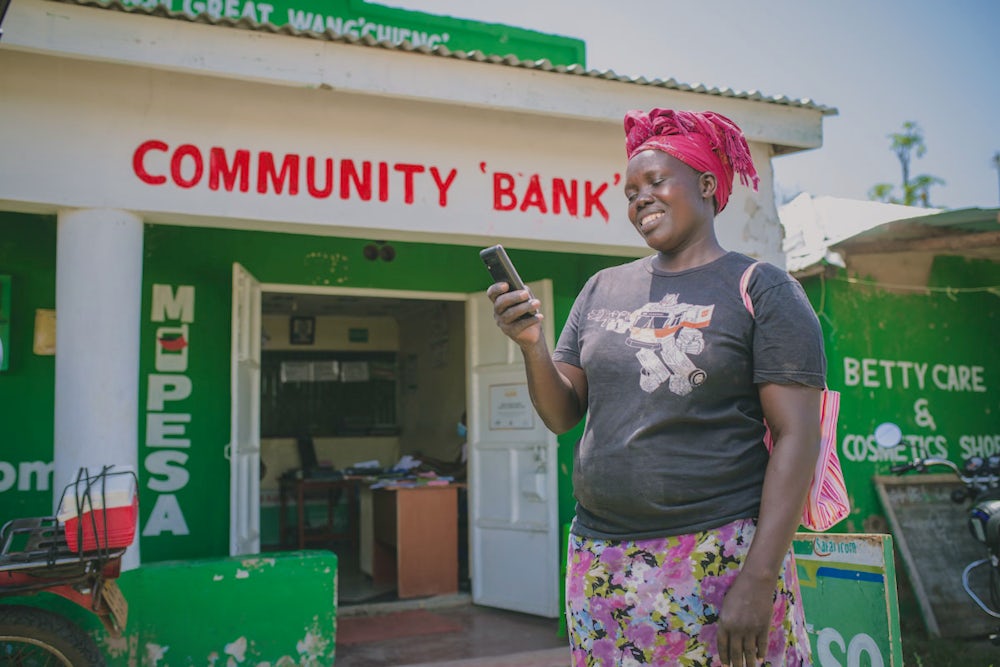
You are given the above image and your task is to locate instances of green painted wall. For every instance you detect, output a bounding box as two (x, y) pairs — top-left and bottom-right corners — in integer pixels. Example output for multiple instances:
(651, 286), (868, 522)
(0, 213), (57, 519)
(111, 551), (338, 665)
(0, 550), (339, 665)
(8, 209), (998, 561)
(800, 256), (1000, 533)
(0, 212), (619, 561)
(138, 223), (621, 561)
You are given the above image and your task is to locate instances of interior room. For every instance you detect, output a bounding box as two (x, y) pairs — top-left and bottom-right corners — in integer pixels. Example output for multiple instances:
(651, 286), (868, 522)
(258, 289), (469, 605)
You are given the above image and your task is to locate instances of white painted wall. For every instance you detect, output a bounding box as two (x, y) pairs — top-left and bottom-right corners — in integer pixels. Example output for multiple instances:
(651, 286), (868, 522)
(0, 0), (828, 264)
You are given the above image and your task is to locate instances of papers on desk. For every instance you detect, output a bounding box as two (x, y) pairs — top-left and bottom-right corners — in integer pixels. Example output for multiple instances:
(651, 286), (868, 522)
(369, 471), (455, 490)
(347, 455), (460, 489)
(390, 454), (422, 473)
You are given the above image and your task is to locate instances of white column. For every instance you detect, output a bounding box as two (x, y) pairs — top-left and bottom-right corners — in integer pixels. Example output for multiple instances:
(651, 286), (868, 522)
(54, 208), (143, 568)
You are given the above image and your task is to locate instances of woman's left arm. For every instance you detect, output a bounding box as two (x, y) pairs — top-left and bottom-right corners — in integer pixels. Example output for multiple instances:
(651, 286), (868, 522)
(716, 382), (821, 667)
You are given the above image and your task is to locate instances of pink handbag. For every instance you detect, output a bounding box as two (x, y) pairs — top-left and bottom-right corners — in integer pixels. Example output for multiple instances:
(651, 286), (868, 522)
(740, 262), (850, 532)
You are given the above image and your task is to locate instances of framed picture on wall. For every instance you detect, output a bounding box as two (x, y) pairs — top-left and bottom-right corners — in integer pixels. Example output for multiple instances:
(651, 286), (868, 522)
(289, 316), (315, 345)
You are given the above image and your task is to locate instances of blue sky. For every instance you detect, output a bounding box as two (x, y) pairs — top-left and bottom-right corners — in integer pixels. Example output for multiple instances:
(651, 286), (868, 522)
(386, 0), (1000, 210)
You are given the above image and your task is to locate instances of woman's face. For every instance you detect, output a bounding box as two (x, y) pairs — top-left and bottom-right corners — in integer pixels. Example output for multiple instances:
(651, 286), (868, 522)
(624, 149), (716, 255)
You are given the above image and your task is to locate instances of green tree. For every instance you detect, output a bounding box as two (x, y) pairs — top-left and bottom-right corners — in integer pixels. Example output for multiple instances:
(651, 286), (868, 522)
(906, 174), (946, 208)
(867, 121), (945, 207)
(867, 183), (895, 203)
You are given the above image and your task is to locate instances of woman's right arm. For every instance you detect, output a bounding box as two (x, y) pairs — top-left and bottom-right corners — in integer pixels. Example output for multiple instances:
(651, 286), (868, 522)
(487, 283), (587, 434)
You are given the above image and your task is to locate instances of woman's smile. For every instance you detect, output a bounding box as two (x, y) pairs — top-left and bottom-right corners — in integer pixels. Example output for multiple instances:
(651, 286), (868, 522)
(625, 150), (718, 258)
(639, 211), (664, 232)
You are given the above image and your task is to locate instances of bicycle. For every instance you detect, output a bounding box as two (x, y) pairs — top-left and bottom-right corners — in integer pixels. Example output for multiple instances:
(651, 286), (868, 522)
(0, 466), (137, 665)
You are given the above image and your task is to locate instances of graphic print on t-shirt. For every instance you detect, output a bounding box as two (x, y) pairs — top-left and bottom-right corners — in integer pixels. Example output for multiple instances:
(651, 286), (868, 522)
(587, 293), (714, 396)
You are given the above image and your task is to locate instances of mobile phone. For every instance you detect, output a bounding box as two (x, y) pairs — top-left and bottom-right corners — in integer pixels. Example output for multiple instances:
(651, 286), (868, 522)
(479, 244), (536, 320)
(479, 244), (527, 292)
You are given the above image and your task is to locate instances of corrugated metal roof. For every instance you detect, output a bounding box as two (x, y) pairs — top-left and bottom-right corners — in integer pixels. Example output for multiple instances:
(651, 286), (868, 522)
(54, 0), (838, 117)
(829, 207), (1000, 261)
(889, 206), (1000, 233)
(779, 193), (937, 273)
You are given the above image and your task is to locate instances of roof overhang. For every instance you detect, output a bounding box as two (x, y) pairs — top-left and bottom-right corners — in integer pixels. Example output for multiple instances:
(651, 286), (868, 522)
(830, 208), (1000, 262)
(2, 0), (833, 155)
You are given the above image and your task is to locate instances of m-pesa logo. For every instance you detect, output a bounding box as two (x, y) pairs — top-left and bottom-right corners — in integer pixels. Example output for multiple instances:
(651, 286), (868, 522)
(142, 284), (195, 538)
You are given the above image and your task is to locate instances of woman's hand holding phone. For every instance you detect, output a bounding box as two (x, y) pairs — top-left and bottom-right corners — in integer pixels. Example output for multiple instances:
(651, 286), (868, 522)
(480, 245), (543, 345)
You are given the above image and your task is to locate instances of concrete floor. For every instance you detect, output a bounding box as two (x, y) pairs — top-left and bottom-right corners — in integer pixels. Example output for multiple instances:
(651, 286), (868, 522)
(309, 528), (568, 666)
(335, 595), (569, 667)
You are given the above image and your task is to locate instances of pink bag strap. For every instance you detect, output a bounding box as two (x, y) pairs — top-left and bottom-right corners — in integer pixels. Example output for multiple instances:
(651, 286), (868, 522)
(742, 261), (849, 531)
(739, 261), (759, 317)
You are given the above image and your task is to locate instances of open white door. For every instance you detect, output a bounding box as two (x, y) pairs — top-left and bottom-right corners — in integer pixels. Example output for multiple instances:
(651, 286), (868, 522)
(466, 279), (561, 618)
(229, 263), (262, 556)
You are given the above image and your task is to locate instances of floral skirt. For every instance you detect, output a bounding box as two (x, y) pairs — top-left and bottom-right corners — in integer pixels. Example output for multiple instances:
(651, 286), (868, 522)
(565, 518), (812, 666)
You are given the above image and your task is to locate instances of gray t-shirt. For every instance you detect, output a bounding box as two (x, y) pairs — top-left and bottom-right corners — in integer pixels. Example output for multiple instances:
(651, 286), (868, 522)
(553, 251), (826, 539)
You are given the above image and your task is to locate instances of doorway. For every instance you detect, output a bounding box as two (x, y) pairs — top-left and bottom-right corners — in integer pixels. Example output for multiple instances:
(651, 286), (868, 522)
(230, 265), (563, 617)
(255, 286), (470, 605)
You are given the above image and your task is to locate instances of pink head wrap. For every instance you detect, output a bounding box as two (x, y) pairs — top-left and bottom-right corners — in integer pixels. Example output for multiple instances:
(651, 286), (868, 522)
(623, 108), (759, 213)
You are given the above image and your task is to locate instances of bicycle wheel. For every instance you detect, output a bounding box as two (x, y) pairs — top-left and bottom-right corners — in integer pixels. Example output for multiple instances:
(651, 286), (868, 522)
(992, 561), (1000, 612)
(0, 605), (106, 666)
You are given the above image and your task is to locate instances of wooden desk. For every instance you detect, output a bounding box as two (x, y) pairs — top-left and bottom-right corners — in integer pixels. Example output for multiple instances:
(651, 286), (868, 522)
(371, 485), (458, 599)
(278, 476), (359, 551)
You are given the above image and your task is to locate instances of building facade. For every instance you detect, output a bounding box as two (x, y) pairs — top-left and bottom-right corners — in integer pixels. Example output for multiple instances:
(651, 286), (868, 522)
(0, 0), (832, 630)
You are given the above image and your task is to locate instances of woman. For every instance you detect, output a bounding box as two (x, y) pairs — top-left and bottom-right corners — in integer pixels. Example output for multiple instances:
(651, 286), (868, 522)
(487, 108), (824, 666)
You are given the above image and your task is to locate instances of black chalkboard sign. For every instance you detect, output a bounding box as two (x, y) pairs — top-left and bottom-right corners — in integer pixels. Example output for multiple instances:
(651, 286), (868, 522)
(260, 350), (398, 437)
(874, 474), (998, 638)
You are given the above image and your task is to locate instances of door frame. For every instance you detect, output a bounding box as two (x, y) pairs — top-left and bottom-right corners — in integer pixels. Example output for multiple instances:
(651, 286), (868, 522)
(233, 281), (562, 614)
(230, 263), (262, 556)
(231, 282), (468, 556)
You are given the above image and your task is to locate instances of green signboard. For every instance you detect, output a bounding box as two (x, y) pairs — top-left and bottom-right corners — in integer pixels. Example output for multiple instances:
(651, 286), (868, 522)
(119, 0), (586, 67)
(794, 532), (903, 666)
